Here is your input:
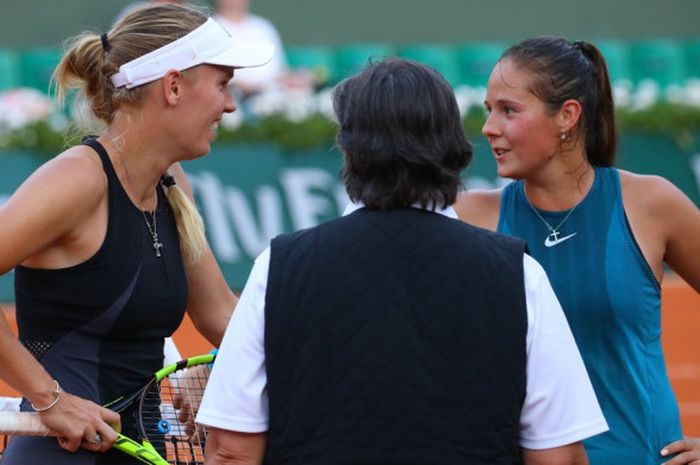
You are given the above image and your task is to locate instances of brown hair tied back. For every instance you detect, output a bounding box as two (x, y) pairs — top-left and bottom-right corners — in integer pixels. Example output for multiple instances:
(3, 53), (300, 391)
(501, 36), (617, 167)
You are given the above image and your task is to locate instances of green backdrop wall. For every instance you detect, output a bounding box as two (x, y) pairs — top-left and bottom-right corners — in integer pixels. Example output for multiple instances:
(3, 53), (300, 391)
(0, 1), (698, 48)
(1, 133), (699, 299)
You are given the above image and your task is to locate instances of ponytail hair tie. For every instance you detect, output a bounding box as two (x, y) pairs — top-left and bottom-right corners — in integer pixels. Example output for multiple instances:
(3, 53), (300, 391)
(572, 40), (590, 54)
(160, 174), (176, 188)
(572, 40), (595, 64)
(100, 33), (111, 53)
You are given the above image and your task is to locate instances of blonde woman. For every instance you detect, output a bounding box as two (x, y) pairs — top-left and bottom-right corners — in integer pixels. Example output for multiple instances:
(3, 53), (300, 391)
(0, 4), (273, 464)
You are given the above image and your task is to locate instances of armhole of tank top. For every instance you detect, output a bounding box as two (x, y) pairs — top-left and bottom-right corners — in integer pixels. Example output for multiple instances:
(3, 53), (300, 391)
(613, 168), (661, 292)
(79, 137), (118, 266)
(16, 140), (116, 273)
(81, 137), (114, 176)
(82, 137), (131, 212)
(496, 183), (515, 233)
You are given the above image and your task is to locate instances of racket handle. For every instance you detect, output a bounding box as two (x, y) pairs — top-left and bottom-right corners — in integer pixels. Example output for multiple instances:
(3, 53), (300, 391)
(0, 412), (51, 436)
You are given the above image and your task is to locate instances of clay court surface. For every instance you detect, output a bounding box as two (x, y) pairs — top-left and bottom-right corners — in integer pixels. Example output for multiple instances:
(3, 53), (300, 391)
(661, 276), (700, 436)
(1, 276), (699, 435)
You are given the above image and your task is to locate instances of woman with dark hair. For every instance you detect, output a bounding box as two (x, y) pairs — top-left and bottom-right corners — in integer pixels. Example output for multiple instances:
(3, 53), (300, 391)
(0, 3), (273, 464)
(455, 36), (700, 464)
(198, 58), (607, 465)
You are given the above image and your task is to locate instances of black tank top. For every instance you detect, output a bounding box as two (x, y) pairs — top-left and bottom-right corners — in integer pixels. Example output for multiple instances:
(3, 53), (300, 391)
(4, 137), (188, 465)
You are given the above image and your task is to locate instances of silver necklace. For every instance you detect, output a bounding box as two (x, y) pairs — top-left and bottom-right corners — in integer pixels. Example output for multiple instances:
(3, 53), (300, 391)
(142, 202), (163, 258)
(523, 191), (580, 248)
(108, 129), (163, 258)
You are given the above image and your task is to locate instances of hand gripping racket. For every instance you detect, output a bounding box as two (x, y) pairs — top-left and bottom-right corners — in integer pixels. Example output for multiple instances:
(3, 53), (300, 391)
(0, 353), (215, 465)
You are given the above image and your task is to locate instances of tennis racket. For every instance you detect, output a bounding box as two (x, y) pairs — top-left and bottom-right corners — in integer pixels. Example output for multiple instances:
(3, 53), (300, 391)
(0, 353), (215, 465)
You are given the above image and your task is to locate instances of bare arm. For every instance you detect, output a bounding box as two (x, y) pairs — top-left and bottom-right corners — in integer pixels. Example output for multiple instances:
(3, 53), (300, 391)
(659, 184), (700, 292)
(185, 249), (238, 346)
(0, 148), (121, 451)
(523, 443), (589, 465)
(205, 428), (266, 465)
(621, 171), (700, 291)
(453, 188), (502, 231)
(170, 163), (237, 347)
(0, 149), (107, 274)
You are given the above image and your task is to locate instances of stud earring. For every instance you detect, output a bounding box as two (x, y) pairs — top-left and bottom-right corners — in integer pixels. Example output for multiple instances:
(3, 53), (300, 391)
(560, 132), (569, 141)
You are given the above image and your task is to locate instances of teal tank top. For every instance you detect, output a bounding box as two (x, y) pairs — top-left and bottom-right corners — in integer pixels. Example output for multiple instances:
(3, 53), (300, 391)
(498, 167), (682, 465)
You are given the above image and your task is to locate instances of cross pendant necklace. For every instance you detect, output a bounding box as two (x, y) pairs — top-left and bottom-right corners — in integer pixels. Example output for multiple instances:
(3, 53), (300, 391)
(523, 192), (580, 248)
(153, 239), (163, 257)
(108, 128), (165, 259)
(143, 209), (163, 258)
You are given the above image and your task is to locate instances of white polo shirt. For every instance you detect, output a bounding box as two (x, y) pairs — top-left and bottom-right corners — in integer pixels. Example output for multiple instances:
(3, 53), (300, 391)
(197, 206), (608, 450)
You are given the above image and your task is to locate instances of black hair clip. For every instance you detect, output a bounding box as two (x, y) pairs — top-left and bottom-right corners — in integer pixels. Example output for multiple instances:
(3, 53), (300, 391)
(160, 174), (176, 188)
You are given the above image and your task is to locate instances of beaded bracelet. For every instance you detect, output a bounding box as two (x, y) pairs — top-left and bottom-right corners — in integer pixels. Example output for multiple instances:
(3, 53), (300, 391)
(31, 380), (62, 412)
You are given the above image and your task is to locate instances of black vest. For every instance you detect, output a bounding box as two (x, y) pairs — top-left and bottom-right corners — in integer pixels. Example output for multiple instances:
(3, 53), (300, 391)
(264, 208), (527, 465)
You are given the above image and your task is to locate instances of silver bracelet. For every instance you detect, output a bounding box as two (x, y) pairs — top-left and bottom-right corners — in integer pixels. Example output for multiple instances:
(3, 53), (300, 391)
(31, 380), (62, 412)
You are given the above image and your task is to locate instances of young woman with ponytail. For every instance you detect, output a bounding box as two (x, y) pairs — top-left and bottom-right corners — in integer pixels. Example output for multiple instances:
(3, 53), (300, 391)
(455, 36), (700, 464)
(0, 3), (273, 463)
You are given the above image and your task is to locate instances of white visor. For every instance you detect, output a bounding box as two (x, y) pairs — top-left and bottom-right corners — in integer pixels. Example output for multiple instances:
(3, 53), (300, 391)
(110, 17), (275, 89)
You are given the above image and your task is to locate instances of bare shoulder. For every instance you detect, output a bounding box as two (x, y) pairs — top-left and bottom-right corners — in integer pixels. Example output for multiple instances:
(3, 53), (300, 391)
(454, 188), (503, 231)
(618, 169), (693, 216)
(11, 145), (107, 214)
(618, 169), (676, 196)
(39, 145), (105, 188)
(0, 145), (109, 271)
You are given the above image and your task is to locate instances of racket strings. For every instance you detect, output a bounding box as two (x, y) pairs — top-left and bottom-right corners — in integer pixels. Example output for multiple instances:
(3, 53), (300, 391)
(138, 364), (211, 465)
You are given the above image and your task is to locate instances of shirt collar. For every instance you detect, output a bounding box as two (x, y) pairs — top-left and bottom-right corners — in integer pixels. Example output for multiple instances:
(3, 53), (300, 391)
(342, 201), (458, 219)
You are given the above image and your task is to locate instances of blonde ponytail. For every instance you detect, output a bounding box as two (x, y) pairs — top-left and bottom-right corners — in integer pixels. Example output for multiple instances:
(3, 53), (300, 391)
(162, 174), (207, 264)
(52, 32), (119, 122)
(51, 3), (207, 125)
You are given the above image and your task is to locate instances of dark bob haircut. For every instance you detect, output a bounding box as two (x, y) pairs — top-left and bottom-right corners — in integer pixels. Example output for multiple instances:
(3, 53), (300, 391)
(332, 58), (472, 210)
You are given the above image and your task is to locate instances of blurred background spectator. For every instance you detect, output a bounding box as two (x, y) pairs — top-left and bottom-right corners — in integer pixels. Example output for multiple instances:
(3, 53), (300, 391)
(214, 0), (315, 99)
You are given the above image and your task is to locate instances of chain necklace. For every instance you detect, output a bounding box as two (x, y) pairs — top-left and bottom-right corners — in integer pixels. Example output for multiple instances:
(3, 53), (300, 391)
(108, 129), (164, 258)
(142, 203), (163, 258)
(522, 190), (580, 248)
